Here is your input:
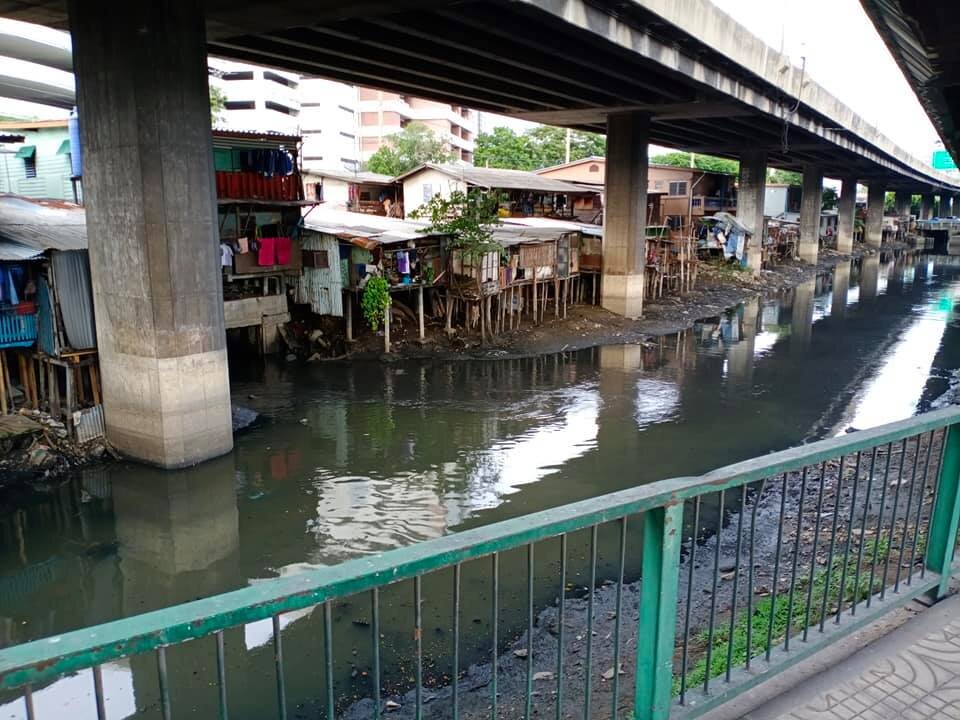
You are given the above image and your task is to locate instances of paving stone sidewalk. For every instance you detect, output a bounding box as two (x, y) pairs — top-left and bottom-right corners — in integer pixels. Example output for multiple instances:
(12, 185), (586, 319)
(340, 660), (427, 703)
(778, 617), (960, 719)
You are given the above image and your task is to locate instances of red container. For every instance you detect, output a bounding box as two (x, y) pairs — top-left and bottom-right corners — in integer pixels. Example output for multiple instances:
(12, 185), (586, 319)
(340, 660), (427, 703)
(15, 301), (36, 316)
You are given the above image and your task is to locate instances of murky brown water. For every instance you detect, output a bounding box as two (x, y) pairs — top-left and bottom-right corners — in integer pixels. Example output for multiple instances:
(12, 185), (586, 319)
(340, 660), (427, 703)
(3, 253), (960, 718)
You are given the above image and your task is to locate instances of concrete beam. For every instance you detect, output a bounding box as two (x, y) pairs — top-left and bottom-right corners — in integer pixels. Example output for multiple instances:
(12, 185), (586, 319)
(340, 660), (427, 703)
(602, 111), (649, 319)
(508, 101), (754, 125)
(738, 149), (766, 274)
(799, 165), (822, 263)
(837, 175), (857, 254)
(865, 184), (884, 247)
(70, 0), (233, 468)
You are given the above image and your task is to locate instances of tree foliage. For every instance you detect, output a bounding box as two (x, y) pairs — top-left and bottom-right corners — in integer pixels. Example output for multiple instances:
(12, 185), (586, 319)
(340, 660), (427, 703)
(474, 125), (606, 170)
(366, 122), (454, 176)
(410, 190), (503, 260)
(821, 187), (838, 210)
(361, 275), (391, 331)
(209, 86), (227, 125)
(767, 168), (803, 185)
(650, 151), (739, 175)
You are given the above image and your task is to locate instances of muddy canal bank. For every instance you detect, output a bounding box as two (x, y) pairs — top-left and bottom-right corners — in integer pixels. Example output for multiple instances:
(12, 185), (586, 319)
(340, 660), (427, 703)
(341, 247), (862, 362)
(340, 430), (945, 720)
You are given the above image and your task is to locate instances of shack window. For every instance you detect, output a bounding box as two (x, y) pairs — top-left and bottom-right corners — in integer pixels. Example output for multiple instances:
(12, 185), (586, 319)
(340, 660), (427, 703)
(23, 154), (37, 179)
(303, 250), (329, 268)
(589, 164), (599, 173)
(422, 183), (434, 202)
(668, 181), (688, 196)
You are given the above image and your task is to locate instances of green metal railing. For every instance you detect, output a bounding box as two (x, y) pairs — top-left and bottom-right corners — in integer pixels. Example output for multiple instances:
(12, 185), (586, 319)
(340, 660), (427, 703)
(3, 406), (960, 719)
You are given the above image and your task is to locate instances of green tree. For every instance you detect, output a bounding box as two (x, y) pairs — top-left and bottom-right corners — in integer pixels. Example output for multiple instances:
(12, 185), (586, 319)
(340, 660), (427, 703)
(473, 125), (606, 170)
(474, 127), (539, 170)
(366, 122), (454, 176)
(410, 189), (503, 259)
(209, 86), (227, 125)
(650, 151), (739, 175)
(822, 187), (838, 210)
(767, 168), (802, 185)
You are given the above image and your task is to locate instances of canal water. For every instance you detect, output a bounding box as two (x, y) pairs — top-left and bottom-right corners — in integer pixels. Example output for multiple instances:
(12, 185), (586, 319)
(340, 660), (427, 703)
(3, 252), (960, 718)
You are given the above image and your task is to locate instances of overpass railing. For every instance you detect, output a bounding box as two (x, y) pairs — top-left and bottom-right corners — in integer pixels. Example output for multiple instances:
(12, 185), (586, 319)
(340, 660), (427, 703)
(3, 407), (960, 719)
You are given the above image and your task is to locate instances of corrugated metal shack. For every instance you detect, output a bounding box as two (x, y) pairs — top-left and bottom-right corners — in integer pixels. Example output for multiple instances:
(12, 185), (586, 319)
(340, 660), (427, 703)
(0, 194), (102, 439)
(301, 210), (447, 351)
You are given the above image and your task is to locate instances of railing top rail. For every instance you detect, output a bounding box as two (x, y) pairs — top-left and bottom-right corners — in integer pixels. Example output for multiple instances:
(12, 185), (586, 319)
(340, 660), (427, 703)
(2, 404), (958, 691)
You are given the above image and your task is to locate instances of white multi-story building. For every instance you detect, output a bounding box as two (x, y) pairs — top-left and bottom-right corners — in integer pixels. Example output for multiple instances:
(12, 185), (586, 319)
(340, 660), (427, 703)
(358, 88), (477, 164)
(298, 78), (359, 172)
(208, 58), (302, 134)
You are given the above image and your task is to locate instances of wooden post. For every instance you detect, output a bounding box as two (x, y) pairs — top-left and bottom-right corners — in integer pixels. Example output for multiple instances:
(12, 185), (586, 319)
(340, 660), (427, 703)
(445, 291), (453, 336)
(417, 285), (425, 341)
(345, 292), (353, 342)
(38, 356), (46, 411)
(384, 305), (390, 353)
(1, 350), (12, 412)
(65, 363), (74, 432)
(554, 279), (560, 318)
(89, 363), (101, 405)
(532, 277), (538, 325)
(49, 363), (60, 420)
(0, 352), (7, 415)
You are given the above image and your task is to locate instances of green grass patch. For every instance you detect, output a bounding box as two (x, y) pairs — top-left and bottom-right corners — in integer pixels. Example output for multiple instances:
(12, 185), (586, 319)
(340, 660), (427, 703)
(675, 536), (893, 695)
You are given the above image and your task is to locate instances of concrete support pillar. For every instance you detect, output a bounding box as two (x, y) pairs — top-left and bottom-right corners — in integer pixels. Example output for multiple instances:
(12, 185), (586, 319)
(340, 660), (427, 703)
(920, 193), (936, 220)
(601, 112), (649, 318)
(737, 150), (767, 274)
(799, 165), (822, 263)
(70, 0), (233, 467)
(837, 175), (857, 254)
(894, 190), (912, 218)
(954, 194), (960, 217)
(865, 184), (885, 247)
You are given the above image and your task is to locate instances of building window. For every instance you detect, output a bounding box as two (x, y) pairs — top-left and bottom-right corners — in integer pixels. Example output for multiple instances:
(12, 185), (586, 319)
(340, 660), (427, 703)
(303, 156), (324, 162)
(221, 71), (254, 81)
(589, 164), (600, 173)
(339, 132), (355, 139)
(668, 181), (688, 196)
(265, 101), (299, 116)
(423, 183), (434, 202)
(304, 249), (329, 268)
(338, 105), (354, 114)
(24, 154), (37, 179)
(264, 71), (298, 88)
(341, 158), (358, 167)
(224, 100), (256, 110)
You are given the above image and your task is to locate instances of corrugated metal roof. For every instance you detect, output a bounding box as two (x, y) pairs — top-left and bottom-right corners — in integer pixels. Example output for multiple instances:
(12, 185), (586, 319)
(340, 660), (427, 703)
(395, 164), (591, 193)
(304, 209), (444, 246)
(302, 167), (395, 185)
(0, 194), (87, 253)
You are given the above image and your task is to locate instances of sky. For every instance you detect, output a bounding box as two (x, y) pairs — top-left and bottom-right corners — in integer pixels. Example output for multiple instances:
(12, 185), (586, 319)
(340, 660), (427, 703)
(484, 0), (942, 167)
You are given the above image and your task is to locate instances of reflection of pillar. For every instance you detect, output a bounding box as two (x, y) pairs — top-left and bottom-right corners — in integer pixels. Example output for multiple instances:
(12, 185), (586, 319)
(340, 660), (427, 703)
(113, 459), (240, 611)
(598, 344), (645, 371)
(836, 176), (857, 253)
(114, 459), (241, 720)
(70, 0), (233, 467)
(860, 254), (880, 301)
(799, 165), (822, 263)
(865, 184), (884, 247)
(790, 278), (816, 352)
(726, 298), (759, 387)
(738, 150), (767, 274)
(602, 112), (649, 318)
(831, 261), (851, 318)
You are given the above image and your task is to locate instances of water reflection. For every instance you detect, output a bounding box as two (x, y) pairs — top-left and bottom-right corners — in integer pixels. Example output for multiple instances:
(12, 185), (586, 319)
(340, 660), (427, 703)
(4, 253), (960, 717)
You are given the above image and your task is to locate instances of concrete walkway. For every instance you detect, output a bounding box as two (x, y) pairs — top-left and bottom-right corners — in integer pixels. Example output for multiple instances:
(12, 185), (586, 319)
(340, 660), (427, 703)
(702, 594), (960, 720)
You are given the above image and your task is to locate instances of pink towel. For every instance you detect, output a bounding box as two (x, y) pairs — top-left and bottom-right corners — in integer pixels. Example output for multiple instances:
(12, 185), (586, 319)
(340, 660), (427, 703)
(275, 236), (292, 265)
(258, 237), (277, 266)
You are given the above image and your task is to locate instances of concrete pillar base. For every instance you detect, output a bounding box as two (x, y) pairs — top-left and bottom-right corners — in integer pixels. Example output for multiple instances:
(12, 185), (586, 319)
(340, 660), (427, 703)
(601, 274), (645, 319)
(738, 150), (767, 276)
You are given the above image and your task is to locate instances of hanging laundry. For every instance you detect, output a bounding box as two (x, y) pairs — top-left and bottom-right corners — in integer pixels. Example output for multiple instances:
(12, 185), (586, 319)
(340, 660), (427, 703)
(275, 237), (292, 265)
(220, 243), (234, 267)
(395, 251), (410, 275)
(237, 237), (250, 254)
(258, 237), (277, 266)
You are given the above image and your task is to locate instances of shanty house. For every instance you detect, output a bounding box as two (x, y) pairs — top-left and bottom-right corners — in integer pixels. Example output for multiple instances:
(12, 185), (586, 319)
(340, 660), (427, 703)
(301, 168), (401, 216)
(396, 163), (598, 220)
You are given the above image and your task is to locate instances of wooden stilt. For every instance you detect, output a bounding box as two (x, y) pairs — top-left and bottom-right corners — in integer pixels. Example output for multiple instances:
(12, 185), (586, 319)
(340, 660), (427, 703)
(384, 306), (390, 353)
(532, 277), (538, 325)
(554, 279), (560, 318)
(2, 350), (12, 412)
(0, 352), (8, 415)
(89, 364), (101, 405)
(49, 363), (60, 420)
(345, 292), (354, 342)
(417, 285), (425, 341)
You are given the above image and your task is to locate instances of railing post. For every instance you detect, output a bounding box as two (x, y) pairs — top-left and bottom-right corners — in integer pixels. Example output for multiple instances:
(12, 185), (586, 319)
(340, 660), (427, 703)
(635, 502), (683, 720)
(927, 424), (960, 599)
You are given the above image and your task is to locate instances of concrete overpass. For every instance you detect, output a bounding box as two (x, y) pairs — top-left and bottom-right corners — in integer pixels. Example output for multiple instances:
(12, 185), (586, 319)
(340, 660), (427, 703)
(1, 0), (957, 468)
(860, 2), (960, 176)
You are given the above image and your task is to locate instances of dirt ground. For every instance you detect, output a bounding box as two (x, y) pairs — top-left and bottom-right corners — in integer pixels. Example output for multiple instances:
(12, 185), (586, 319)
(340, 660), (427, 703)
(338, 247), (860, 363)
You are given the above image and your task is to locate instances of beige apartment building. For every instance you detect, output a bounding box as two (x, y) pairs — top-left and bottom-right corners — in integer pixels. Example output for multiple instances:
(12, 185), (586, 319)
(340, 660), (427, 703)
(358, 88), (477, 164)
